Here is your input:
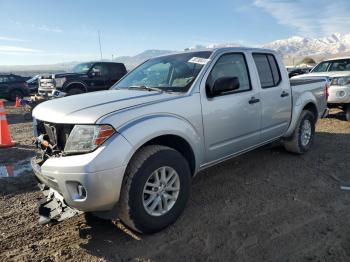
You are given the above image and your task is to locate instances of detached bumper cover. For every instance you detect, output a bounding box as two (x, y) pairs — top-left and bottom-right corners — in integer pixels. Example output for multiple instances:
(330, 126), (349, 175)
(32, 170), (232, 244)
(38, 187), (82, 224)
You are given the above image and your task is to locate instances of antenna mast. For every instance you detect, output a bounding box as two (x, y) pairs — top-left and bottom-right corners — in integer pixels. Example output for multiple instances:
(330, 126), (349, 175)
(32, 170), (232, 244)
(98, 30), (103, 60)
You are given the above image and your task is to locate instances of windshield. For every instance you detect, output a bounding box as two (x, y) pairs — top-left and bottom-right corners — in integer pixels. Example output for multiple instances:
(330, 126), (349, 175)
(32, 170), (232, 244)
(312, 59), (350, 72)
(72, 62), (94, 73)
(113, 51), (212, 93)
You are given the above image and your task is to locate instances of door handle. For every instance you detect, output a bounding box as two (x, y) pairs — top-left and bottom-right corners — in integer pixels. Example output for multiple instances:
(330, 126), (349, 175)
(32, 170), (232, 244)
(281, 91), (289, 97)
(248, 97), (260, 104)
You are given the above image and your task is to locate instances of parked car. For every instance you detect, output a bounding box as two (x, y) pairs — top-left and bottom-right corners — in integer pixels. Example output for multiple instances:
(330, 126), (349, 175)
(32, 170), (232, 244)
(38, 62), (127, 96)
(32, 48), (328, 233)
(0, 74), (30, 101)
(293, 57), (350, 121)
(288, 68), (310, 78)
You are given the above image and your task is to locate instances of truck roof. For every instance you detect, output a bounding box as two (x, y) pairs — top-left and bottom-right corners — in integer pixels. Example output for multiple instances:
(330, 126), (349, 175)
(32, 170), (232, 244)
(321, 56), (350, 62)
(83, 61), (125, 65)
(154, 47), (279, 59)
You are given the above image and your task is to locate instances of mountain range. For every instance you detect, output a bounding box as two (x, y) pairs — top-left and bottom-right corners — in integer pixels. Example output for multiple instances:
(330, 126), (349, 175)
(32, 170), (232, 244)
(262, 33), (350, 56)
(107, 33), (350, 67)
(2, 33), (350, 73)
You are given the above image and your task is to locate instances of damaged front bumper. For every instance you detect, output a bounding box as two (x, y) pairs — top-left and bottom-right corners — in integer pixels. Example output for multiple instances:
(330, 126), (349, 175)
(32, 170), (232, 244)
(31, 153), (127, 224)
(37, 186), (82, 225)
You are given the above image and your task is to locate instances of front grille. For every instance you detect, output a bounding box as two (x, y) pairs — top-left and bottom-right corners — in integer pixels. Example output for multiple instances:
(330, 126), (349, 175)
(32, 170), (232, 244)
(36, 120), (74, 152)
(39, 79), (55, 89)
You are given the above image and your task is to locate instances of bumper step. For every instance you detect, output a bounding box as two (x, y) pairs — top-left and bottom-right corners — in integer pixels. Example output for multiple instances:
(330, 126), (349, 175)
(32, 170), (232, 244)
(38, 188), (82, 225)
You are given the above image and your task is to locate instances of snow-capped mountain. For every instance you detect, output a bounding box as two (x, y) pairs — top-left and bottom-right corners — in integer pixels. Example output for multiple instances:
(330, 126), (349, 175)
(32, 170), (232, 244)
(263, 33), (350, 56)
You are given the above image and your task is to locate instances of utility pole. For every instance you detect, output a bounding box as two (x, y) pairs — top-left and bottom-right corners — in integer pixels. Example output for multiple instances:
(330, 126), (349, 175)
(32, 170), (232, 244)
(98, 30), (103, 60)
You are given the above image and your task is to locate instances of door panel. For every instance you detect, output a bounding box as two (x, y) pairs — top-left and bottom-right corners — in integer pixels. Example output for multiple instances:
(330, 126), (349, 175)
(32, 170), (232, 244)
(0, 76), (9, 97)
(85, 63), (108, 91)
(252, 53), (292, 141)
(201, 53), (261, 163)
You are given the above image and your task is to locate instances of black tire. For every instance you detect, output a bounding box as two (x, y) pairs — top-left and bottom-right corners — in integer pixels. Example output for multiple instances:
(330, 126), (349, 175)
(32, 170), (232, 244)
(67, 88), (84, 96)
(24, 112), (32, 121)
(8, 89), (24, 101)
(284, 110), (316, 154)
(118, 145), (191, 234)
(84, 212), (109, 225)
(345, 105), (350, 122)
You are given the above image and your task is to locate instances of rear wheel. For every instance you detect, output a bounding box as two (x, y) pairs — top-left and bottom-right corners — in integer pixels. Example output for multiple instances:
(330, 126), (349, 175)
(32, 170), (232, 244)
(284, 110), (316, 154)
(118, 145), (191, 234)
(345, 104), (350, 121)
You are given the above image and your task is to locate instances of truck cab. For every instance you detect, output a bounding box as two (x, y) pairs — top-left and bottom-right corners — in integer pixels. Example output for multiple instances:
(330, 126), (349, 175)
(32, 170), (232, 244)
(38, 61), (127, 96)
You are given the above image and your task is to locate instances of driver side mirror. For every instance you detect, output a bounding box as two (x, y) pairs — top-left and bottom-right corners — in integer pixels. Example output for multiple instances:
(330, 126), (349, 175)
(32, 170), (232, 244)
(89, 71), (101, 77)
(207, 77), (240, 97)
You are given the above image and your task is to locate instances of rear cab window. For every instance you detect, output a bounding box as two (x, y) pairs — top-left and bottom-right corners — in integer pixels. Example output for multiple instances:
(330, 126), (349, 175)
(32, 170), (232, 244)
(109, 63), (127, 75)
(253, 53), (281, 88)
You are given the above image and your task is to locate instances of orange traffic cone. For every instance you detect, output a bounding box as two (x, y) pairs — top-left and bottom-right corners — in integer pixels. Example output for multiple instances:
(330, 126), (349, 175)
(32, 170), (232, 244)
(15, 96), (21, 107)
(0, 100), (15, 148)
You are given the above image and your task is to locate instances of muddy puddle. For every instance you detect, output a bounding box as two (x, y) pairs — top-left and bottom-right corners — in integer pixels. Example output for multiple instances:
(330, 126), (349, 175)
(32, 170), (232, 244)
(0, 157), (33, 178)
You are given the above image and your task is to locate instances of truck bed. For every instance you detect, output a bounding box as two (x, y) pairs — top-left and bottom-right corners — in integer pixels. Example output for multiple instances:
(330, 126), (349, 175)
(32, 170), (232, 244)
(290, 78), (326, 86)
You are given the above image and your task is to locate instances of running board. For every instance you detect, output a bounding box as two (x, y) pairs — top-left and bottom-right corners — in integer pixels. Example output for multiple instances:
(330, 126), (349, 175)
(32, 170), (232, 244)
(38, 187), (82, 225)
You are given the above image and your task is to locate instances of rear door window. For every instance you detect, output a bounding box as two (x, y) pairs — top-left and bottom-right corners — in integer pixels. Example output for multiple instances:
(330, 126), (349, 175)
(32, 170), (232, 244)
(253, 53), (281, 88)
(109, 64), (126, 76)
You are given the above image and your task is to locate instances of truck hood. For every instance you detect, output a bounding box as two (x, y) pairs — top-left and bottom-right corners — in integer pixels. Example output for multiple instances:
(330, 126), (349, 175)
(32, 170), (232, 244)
(40, 72), (85, 79)
(33, 90), (178, 124)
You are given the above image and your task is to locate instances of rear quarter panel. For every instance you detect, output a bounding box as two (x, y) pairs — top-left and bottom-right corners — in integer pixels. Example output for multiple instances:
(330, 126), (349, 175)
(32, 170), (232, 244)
(284, 78), (327, 137)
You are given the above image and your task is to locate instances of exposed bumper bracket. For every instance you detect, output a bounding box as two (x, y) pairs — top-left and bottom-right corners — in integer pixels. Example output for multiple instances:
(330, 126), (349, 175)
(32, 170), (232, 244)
(38, 188), (83, 225)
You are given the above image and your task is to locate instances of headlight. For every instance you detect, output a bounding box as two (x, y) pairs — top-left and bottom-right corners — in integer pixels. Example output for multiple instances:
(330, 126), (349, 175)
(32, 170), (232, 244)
(331, 77), (350, 86)
(54, 77), (66, 88)
(64, 125), (115, 154)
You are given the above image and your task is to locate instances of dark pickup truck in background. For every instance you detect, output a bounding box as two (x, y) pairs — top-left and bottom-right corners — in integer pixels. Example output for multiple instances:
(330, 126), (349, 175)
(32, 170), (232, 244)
(0, 73), (30, 101)
(38, 61), (127, 96)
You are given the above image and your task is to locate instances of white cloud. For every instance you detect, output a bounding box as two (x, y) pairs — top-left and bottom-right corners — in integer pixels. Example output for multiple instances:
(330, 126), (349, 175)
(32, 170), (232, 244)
(0, 45), (41, 54)
(0, 36), (27, 42)
(253, 0), (350, 36)
(32, 24), (63, 33)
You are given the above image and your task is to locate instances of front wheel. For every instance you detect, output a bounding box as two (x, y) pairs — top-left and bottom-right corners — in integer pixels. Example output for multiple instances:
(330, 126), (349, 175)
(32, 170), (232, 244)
(284, 110), (316, 154)
(67, 88), (84, 96)
(118, 145), (191, 234)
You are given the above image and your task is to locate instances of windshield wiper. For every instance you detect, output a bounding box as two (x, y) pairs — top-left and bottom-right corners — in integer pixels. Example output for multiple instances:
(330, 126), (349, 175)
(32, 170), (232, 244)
(128, 85), (163, 92)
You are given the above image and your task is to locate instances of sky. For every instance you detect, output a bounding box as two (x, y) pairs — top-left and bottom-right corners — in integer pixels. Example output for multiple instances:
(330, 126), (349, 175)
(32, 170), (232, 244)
(0, 0), (350, 65)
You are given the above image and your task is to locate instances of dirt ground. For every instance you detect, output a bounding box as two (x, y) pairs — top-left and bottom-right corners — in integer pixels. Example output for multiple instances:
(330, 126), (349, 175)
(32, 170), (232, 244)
(1, 101), (350, 262)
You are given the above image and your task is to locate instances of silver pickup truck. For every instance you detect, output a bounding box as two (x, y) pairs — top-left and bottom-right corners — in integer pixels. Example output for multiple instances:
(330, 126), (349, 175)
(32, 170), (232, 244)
(31, 47), (328, 233)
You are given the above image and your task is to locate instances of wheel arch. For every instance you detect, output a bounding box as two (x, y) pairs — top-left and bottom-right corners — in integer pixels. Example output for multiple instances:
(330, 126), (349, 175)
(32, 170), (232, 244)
(111, 114), (204, 176)
(137, 134), (196, 176)
(64, 82), (87, 93)
(303, 102), (318, 119)
(284, 99), (318, 138)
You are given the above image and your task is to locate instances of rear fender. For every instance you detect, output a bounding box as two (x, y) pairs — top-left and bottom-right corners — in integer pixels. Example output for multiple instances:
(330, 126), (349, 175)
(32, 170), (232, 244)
(284, 92), (317, 137)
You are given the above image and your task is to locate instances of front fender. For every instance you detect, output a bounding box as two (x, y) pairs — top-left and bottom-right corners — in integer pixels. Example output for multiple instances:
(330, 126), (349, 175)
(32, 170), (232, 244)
(116, 114), (204, 173)
(284, 91), (318, 137)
